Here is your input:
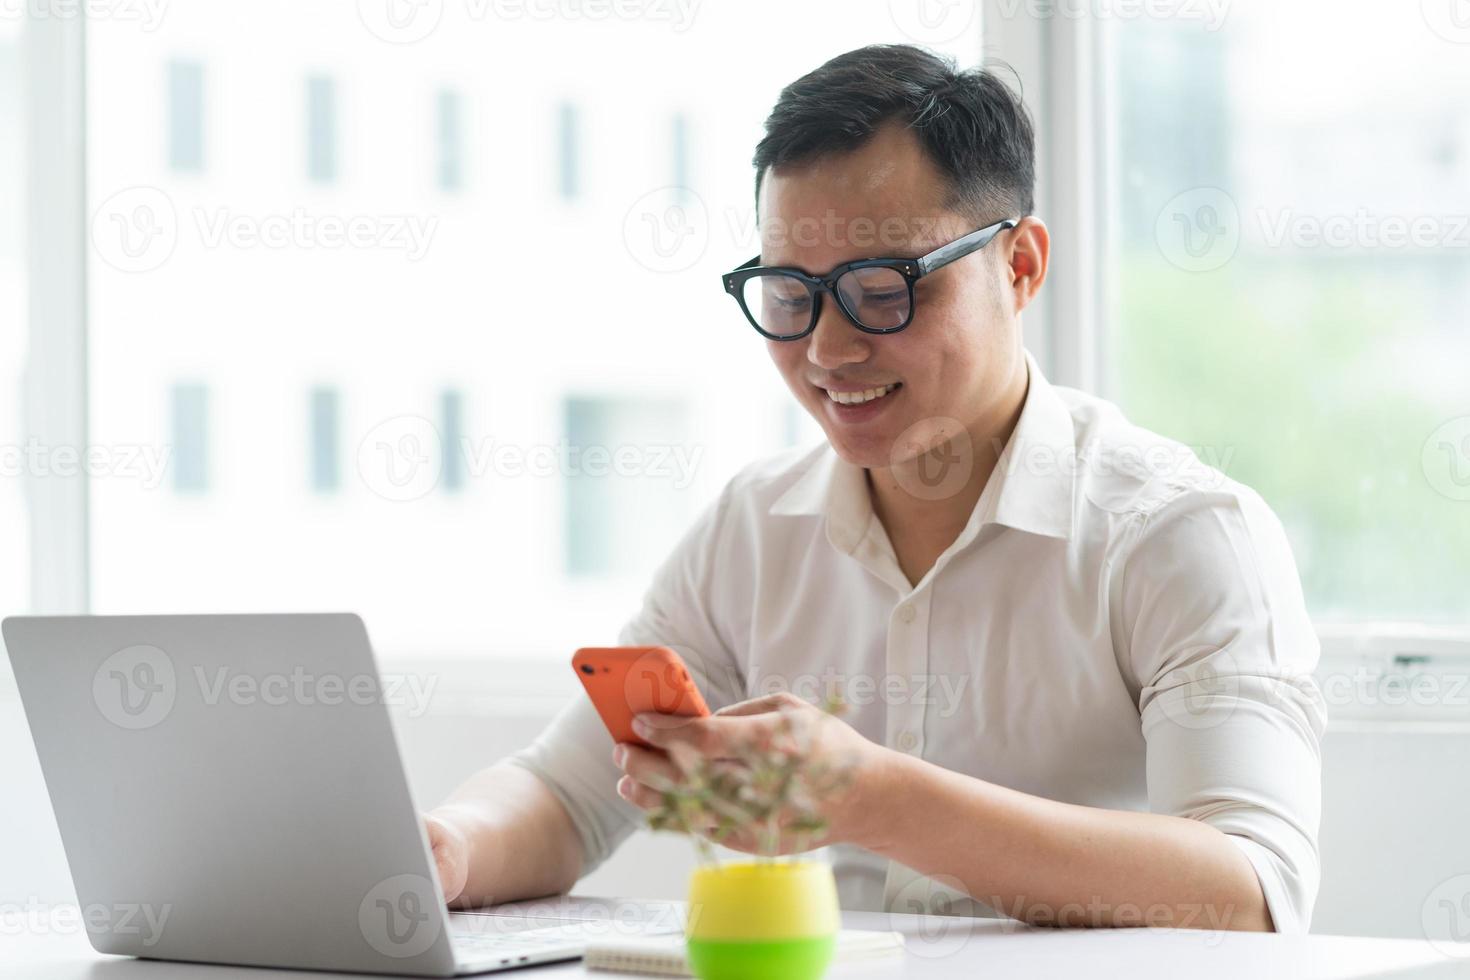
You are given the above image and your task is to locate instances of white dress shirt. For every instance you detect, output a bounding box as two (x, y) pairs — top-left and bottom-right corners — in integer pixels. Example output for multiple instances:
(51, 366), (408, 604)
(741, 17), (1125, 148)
(509, 352), (1326, 932)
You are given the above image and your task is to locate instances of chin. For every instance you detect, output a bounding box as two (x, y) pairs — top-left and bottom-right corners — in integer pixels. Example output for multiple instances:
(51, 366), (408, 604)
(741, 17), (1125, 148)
(820, 427), (897, 470)
(800, 389), (915, 470)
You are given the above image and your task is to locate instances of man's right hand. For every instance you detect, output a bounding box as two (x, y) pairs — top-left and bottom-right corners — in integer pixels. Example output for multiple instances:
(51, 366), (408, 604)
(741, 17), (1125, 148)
(420, 763), (583, 911)
(423, 811), (471, 904)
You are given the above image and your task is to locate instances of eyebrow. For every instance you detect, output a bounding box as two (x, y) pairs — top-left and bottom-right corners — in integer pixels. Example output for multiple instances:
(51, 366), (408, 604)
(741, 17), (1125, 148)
(736, 252), (921, 278)
(732, 217), (1017, 281)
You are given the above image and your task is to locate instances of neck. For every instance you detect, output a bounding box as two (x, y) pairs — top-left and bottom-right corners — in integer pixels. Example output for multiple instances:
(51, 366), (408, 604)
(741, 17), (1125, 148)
(864, 356), (1030, 585)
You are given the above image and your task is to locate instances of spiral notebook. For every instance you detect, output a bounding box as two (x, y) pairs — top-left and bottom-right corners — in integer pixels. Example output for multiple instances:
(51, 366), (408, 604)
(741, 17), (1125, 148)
(584, 929), (905, 976)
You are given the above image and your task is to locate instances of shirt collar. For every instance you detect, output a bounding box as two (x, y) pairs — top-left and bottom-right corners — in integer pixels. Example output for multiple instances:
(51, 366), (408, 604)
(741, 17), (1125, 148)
(769, 351), (1075, 545)
(982, 351), (1076, 541)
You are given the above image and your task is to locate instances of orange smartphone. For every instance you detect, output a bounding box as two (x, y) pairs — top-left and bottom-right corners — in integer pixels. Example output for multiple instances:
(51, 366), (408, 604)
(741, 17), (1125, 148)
(572, 646), (711, 748)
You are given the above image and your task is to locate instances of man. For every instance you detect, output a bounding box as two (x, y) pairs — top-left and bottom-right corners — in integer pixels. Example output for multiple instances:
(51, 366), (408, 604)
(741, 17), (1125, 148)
(425, 45), (1325, 933)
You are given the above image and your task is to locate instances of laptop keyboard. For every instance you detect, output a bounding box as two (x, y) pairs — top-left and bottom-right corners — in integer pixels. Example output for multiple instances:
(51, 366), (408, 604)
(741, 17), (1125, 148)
(453, 923), (591, 952)
(452, 920), (682, 970)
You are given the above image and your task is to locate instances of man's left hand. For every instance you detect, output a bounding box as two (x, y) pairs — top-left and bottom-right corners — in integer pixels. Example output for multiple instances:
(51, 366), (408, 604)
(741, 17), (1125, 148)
(610, 691), (882, 854)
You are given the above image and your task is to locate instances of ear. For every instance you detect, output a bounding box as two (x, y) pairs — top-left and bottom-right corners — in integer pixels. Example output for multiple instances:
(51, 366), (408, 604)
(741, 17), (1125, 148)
(1004, 216), (1050, 314)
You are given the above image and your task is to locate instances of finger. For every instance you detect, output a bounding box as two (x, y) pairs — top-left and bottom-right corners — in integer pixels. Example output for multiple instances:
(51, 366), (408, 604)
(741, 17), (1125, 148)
(632, 710), (706, 739)
(434, 848), (463, 901)
(614, 742), (682, 789)
(616, 774), (665, 811)
(638, 713), (767, 762)
(713, 692), (805, 717)
(631, 712), (722, 754)
(639, 710), (797, 760)
(427, 830), (466, 902)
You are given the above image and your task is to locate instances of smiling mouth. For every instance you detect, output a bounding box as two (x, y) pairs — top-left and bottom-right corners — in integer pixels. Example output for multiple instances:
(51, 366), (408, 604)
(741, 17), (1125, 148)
(823, 382), (902, 406)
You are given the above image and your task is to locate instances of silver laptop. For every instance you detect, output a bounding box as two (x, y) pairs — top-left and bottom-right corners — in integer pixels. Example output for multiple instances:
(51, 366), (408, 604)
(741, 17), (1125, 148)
(2, 612), (678, 975)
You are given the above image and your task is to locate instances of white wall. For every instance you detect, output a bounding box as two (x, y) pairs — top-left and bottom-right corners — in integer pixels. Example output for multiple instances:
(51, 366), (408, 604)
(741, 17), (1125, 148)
(1316, 724), (1470, 939)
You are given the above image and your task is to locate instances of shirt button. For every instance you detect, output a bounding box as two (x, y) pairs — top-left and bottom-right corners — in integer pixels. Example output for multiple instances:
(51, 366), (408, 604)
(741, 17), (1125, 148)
(897, 730), (919, 752)
(897, 604), (917, 624)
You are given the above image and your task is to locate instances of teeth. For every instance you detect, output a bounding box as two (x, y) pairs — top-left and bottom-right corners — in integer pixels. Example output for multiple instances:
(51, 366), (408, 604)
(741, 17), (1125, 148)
(826, 383), (899, 405)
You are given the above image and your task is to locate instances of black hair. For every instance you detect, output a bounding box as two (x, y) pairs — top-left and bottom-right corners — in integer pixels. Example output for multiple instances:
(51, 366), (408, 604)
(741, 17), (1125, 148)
(753, 44), (1035, 222)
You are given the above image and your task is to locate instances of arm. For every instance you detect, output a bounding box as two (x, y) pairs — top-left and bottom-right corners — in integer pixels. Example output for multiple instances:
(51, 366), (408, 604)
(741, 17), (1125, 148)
(851, 751), (1273, 930)
(426, 763), (583, 908)
(621, 697), (1271, 931)
(847, 486), (1325, 931)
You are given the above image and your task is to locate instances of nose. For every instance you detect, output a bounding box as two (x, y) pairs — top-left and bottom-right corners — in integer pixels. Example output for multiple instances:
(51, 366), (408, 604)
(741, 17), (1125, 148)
(805, 296), (871, 372)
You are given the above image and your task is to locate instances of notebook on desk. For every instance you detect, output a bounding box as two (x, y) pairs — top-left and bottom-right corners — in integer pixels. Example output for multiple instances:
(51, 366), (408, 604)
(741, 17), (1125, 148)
(584, 928), (905, 976)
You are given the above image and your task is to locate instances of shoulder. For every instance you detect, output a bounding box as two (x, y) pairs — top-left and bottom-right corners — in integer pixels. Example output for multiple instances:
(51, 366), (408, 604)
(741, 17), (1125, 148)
(662, 441), (830, 569)
(1054, 384), (1294, 589)
(1055, 388), (1318, 676)
(703, 440), (834, 532)
(722, 441), (831, 503)
(1053, 382), (1251, 526)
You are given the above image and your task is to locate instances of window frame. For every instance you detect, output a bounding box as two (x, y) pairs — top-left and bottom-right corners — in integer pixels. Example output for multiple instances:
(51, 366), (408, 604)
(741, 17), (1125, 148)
(981, 0), (1110, 394)
(24, 9), (89, 614)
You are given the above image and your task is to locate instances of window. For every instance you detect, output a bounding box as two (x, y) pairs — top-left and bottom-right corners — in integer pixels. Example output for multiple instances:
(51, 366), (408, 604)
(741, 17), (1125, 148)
(1103, 3), (1470, 625)
(557, 101), (578, 200)
(671, 112), (690, 193)
(564, 396), (691, 579)
(167, 60), (204, 173)
(170, 383), (209, 494)
(309, 387), (340, 493)
(437, 90), (463, 192)
(0, 29), (28, 611)
(440, 389), (464, 493)
(306, 75), (336, 183)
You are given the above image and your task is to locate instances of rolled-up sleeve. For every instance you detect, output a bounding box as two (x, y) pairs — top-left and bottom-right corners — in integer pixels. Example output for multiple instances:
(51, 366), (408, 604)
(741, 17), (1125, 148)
(1117, 485), (1327, 933)
(505, 485), (747, 877)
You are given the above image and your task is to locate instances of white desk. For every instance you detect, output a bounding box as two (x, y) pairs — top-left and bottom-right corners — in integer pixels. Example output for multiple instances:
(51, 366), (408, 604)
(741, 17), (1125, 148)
(3, 895), (1465, 979)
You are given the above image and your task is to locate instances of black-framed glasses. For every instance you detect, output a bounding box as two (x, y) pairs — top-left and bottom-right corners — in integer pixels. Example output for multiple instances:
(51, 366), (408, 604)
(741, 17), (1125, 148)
(721, 217), (1018, 341)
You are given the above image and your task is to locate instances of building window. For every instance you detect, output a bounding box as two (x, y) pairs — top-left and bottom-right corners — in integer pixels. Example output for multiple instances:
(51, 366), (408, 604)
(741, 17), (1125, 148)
(170, 383), (209, 493)
(440, 388), (465, 493)
(671, 112), (690, 195)
(167, 60), (204, 173)
(309, 387), (340, 493)
(557, 101), (578, 200)
(306, 75), (337, 183)
(437, 90), (463, 192)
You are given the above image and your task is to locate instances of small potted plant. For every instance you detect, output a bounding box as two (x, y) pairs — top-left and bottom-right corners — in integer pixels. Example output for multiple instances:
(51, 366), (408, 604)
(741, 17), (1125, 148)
(646, 698), (852, 980)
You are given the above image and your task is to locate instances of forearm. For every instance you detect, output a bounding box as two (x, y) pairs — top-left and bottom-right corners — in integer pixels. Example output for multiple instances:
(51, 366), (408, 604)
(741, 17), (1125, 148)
(849, 750), (1272, 931)
(433, 762), (584, 908)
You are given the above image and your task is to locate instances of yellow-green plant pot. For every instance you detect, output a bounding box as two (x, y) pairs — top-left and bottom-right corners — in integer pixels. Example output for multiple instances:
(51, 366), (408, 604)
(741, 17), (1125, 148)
(685, 861), (839, 980)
